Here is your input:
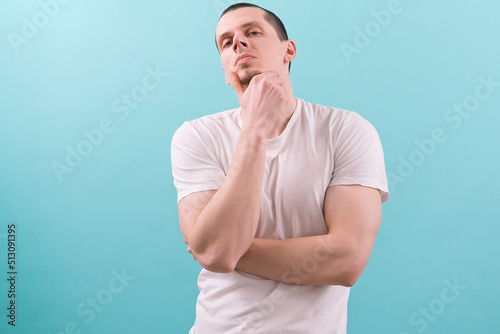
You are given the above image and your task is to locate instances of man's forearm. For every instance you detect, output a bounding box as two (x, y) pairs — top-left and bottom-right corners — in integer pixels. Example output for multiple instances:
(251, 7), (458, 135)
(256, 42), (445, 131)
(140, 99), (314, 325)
(235, 234), (367, 286)
(188, 128), (267, 272)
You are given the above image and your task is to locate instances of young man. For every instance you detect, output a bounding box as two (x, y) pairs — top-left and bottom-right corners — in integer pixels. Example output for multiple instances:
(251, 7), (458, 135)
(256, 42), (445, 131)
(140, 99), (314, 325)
(171, 3), (390, 333)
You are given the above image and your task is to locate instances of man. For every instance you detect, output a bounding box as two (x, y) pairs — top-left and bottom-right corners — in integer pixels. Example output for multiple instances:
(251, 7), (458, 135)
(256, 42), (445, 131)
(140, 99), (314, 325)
(171, 3), (389, 333)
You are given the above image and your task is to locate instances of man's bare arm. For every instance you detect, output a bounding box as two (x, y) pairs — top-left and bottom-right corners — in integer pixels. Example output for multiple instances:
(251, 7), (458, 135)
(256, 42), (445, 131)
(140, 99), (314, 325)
(178, 130), (265, 273)
(234, 185), (382, 286)
(177, 71), (288, 273)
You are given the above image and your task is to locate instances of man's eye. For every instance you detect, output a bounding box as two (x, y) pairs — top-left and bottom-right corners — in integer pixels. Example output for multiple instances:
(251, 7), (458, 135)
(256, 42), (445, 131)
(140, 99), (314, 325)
(223, 32), (260, 48)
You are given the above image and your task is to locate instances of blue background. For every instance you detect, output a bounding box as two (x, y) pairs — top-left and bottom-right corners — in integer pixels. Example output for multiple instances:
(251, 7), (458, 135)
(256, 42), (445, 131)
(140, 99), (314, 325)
(1, 0), (499, 333)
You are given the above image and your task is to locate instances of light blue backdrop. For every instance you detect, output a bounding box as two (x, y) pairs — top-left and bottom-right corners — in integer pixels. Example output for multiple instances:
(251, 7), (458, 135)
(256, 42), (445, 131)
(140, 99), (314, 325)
(1, 0), (499, 333)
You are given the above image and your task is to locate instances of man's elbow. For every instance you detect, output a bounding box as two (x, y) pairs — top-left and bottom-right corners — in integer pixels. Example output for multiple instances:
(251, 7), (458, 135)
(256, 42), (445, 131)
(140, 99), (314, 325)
(332, 240), (372, 287)
(337, 270), (362, 287)
(200, 259), (236, 274)
(331, 255), (368, 287)
(196, 251), (238, 274)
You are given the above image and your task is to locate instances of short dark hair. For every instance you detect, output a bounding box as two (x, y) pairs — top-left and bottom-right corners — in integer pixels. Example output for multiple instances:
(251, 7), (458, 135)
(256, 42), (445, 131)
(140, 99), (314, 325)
(216, 2), (291, 72)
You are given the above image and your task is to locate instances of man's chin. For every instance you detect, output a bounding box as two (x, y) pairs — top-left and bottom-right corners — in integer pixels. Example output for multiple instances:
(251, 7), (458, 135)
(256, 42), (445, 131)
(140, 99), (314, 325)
(239, 68), (262, 86)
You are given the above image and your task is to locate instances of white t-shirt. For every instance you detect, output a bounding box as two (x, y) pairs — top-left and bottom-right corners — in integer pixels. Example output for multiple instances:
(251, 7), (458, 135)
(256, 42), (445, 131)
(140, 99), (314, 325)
(171, 97), (389, 334)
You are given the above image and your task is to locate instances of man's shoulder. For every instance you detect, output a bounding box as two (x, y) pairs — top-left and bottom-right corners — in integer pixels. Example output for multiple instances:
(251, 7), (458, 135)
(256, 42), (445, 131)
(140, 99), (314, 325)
(185, 106), (240, 126)
(172, 106), (241, 143)
(299, 98), (359, 124)
(297, 98), (380, 141)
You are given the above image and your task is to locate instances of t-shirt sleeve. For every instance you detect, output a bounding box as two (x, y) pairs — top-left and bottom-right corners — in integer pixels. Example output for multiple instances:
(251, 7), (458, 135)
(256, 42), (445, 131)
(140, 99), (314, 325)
(329, 112), (390, 203)
(171, 121), (226, 203)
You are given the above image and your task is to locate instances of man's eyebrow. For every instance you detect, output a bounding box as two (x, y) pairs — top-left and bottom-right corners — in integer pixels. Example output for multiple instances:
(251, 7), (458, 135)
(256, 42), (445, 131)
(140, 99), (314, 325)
(216, 21), (264, 47)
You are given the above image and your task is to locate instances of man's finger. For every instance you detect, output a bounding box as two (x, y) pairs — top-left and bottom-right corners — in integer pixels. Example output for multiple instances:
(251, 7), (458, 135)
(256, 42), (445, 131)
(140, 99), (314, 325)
(259, 70), (280, 77)
(250, 71), (283, 86)
(226, 71), (245, 99)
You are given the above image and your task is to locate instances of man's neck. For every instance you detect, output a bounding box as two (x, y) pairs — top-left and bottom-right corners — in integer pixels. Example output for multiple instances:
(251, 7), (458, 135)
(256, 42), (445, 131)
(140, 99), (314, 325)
(267, 95), (297, 139)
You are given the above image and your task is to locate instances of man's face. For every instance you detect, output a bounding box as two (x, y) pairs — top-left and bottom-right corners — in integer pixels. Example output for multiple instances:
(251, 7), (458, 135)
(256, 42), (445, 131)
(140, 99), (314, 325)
(215, 7), (288, 86)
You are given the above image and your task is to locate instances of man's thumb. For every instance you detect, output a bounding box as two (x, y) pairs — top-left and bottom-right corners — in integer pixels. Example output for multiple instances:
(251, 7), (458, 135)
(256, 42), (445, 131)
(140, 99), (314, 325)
(226, 71), (244, 98)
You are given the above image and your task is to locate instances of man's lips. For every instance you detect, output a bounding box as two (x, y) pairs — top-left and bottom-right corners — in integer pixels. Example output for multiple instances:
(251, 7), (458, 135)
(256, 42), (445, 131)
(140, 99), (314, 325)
(235, 55), (255, 66)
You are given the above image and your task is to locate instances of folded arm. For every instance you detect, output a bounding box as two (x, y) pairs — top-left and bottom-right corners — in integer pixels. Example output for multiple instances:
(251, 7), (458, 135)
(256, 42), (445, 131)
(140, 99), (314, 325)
(177, 71), (292, 274)
(177, 129), (266, 274)
(235, 184), (382, 286)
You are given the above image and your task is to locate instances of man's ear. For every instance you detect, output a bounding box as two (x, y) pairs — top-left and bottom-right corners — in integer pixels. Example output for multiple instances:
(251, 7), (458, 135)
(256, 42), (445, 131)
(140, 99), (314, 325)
(284, 39), (297, 63)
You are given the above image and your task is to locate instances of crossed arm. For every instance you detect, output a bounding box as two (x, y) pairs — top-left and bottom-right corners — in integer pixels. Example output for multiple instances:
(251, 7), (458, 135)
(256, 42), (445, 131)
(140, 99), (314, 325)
(178, 182), (382, 287)
(176, 69), (383, 286)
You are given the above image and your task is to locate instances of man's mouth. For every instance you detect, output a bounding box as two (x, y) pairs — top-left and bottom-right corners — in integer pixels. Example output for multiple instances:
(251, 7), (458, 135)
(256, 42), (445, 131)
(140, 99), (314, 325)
(235, 54), (256, 66)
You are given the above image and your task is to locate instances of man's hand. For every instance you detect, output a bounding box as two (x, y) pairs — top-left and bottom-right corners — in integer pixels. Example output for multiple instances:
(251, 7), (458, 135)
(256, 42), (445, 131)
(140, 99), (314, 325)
(226, 71), (288, 139)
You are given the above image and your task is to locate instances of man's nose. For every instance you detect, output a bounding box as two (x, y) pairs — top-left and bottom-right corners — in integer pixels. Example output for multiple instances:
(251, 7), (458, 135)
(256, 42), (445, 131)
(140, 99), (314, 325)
(232, 33), (248, 51)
